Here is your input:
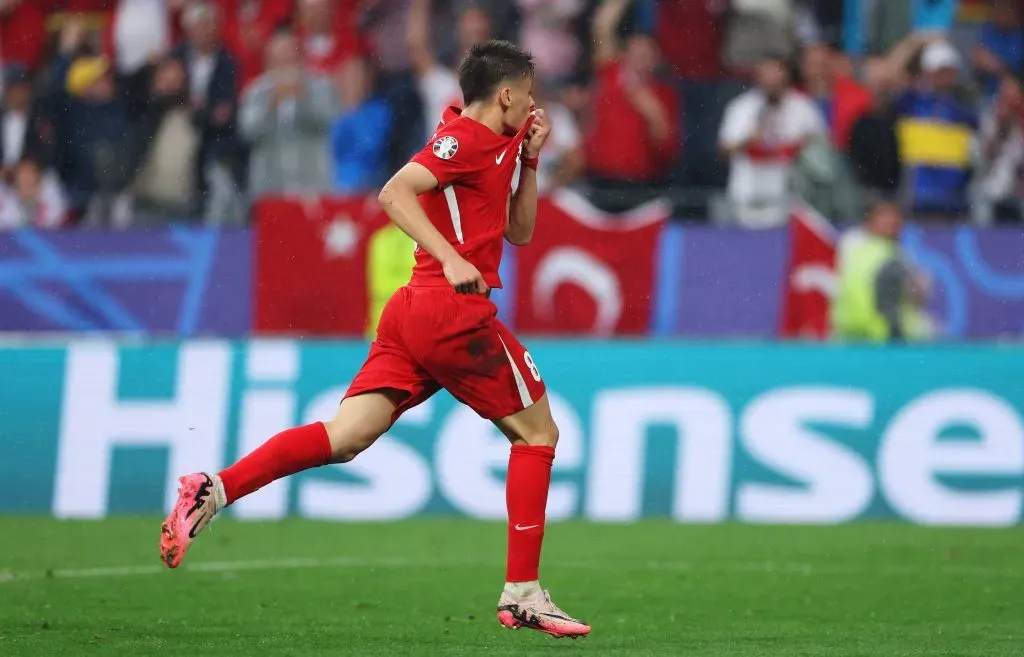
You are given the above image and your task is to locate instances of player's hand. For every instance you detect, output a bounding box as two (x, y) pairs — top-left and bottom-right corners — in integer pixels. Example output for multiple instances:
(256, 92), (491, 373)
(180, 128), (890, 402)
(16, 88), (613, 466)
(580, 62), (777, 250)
(443, 256), (488, 295)
(523, 108), (551, 158)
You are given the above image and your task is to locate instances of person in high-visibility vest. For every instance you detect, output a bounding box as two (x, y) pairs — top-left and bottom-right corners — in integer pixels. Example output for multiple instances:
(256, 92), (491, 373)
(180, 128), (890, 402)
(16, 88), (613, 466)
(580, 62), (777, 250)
(365, 223), (417, 339)
(831, 201), (935, 342)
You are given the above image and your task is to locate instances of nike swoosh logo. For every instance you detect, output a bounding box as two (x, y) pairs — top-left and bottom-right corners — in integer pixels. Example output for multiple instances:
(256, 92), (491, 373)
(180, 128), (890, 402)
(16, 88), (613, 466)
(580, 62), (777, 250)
(514, 523), (540, 531)
(188, 510), (208, 539)
(496, 150), (507, 165)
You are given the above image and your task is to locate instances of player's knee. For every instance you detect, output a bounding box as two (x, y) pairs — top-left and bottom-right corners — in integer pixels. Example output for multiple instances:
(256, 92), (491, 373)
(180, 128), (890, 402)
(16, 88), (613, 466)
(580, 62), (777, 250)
(323, 418), (377, 464)
(520, 422), (558, 448)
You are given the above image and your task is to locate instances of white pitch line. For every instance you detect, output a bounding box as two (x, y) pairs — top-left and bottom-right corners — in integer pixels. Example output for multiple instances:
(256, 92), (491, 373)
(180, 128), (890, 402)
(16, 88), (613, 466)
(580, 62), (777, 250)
(0, 556), (1020, 585)
(0, 556), (441, 584)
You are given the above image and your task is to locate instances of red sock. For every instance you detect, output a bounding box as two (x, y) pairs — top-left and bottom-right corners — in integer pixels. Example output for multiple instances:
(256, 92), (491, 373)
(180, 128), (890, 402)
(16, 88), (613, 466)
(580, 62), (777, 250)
(219, 423), (332, 505)
(505, 444), (555, 583)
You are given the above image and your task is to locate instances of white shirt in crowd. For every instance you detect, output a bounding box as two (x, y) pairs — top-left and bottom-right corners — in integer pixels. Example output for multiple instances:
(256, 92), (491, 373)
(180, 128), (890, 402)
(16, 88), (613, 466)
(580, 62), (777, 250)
(719, 88), (825, 228)
(0, 170), (67, 230)
(114, 0), (171, 74)
(189, 54), (216, 105)
(418, 65), (462, 138)
(2, 110), (27, 166)
(973, 109), (1024, 224)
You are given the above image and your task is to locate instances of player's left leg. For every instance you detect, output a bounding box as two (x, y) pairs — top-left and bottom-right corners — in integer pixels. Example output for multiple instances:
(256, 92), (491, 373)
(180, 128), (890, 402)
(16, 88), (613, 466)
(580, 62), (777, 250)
(492, 395), (591, 639)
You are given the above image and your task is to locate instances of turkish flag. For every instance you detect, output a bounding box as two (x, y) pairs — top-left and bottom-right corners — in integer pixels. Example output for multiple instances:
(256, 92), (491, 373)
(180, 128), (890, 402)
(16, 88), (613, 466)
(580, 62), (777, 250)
(253, 195), (389, 335)
(779, 203), (838, 340)
(514, 190), (668, 335)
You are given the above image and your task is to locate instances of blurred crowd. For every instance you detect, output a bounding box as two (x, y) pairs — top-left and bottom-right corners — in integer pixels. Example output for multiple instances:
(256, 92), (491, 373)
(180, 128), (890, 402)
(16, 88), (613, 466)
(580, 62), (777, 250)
(0, 0), (1018, 230)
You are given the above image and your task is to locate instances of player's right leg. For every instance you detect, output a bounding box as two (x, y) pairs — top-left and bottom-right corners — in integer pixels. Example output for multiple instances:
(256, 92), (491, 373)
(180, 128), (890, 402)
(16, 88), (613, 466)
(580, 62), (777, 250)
(159, 391), (399, 568)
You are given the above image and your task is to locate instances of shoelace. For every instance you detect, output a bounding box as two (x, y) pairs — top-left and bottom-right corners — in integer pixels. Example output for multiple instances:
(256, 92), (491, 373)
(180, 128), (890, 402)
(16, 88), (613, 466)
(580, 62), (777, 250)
(541, 590), (574, 620)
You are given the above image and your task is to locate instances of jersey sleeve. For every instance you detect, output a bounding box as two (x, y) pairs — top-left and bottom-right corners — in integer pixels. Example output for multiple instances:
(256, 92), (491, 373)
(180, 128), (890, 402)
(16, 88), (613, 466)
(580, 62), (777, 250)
(410, 123), (480, 187)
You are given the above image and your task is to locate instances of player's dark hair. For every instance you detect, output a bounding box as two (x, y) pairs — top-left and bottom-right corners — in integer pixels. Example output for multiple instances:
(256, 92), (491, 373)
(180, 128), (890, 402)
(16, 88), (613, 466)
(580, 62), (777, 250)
(457, 40), (535, 105)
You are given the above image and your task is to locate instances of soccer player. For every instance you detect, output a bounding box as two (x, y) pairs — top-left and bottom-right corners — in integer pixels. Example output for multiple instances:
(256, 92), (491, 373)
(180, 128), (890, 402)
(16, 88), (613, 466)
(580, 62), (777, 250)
(159, 40), (591, 639)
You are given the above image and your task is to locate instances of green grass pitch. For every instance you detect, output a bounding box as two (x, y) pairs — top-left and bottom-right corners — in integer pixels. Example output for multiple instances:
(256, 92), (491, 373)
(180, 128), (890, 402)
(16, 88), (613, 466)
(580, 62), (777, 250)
(0, 518), (1021, 656)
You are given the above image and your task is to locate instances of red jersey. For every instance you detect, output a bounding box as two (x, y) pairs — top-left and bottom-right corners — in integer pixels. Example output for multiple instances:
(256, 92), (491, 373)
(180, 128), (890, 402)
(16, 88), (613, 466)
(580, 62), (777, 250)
(408, 106), (532, 289)
(585, 61), (679, 181)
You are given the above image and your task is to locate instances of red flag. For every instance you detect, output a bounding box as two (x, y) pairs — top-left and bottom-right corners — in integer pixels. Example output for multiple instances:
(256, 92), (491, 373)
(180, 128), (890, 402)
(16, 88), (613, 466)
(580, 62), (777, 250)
(514, 191), (668, 336)
(779, 203), (838, 340)
(253, 195), (388, 335)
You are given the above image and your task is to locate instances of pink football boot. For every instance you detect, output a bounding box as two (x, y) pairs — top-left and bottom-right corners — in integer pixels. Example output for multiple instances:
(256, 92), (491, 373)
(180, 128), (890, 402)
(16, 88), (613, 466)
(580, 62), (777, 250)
(160, 473), (223, 568)
(497, 588), (591, 639)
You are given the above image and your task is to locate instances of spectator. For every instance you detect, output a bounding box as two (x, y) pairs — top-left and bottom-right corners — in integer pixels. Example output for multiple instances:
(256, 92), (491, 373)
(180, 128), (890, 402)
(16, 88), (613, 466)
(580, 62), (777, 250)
(0, 159), (67, 230)
(295, 0), (362, 76)
(516, 0), (584, 84)
(723, 0), (797, 71)
(0, 64), (52, 174)
(831, 201), (935, 343)
(360, 0), (412, 76)
(58, 0), (118, 10)
(359, 0), (424, 171)
(366, 221), (415, 339)
(407, 0), (491, 137)
(109, 0), (173, 135)
(848, 56), (903, 202)
(172, 1), (242, 218)
(329, 57), (392, 195)
(866, 0), (957, 56)
(972, 74), (1024, 225)
(585, 0), (679, 190)
(891, 38), (977, 220)
(130, 57), (200, 220)
(111, 0), (171, 76)
(971, 0), (1023, 101)
(804, 0), (843, 47)
(454, 0), (519, 44)
(719, 55), (826, 228)
(56, 55), (133, 225)
(0, 0), (48, 71)
(801, 42), (872, 149)
(239, 29), (335, 196)
(218, 0), (294, 90)
(513, 79), (583, 194)
(655, 0), (726, 81)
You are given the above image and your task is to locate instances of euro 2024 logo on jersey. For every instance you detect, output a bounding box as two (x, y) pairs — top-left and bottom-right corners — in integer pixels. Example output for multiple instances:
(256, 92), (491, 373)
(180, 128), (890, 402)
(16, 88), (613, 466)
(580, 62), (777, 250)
(433, 135), (459, 160)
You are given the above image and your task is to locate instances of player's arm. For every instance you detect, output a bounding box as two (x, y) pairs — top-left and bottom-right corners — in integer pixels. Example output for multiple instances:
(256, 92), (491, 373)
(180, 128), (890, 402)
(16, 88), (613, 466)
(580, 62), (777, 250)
(506, 110), (551, 246)
(506, 165), (538, 245)
(378, 163), (487, 294)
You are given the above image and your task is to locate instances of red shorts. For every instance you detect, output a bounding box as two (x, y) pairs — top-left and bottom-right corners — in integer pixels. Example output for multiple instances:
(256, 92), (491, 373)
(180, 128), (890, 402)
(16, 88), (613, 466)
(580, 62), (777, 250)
(345, 286), (547, 422)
